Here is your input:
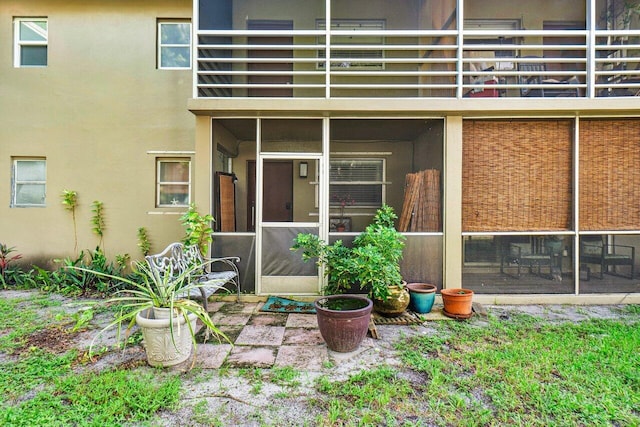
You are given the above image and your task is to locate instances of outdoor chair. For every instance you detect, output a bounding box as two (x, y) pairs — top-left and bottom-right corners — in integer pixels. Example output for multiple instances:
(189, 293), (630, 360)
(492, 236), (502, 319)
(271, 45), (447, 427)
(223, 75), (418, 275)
(500, 242), (555, 279)
(518, 58), (580, 97)
(580, 236), (635, 279)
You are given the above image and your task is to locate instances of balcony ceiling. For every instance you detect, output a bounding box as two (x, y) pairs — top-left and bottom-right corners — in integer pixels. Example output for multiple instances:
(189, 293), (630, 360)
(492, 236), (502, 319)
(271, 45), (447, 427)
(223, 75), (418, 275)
(217, 118), (438, 143)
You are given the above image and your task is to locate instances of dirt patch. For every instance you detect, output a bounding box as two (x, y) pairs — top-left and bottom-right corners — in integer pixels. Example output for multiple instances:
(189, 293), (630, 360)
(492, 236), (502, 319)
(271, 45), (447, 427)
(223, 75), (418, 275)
(16, 326), (77, 355)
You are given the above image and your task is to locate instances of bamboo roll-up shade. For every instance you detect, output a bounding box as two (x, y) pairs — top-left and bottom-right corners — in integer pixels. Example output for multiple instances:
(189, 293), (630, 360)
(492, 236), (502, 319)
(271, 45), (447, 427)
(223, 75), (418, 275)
(579, 119), (640, 231)
(462, 120), (573, 232)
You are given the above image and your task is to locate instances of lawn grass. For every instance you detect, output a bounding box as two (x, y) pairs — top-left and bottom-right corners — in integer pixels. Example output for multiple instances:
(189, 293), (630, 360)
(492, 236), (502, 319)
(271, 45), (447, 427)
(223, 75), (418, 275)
(0, 293), (182, 426)
(396, 314), (640, 426)
(0, 294), (63, 352)
(1, 363), (181, 426)
(1, 291), (638, 426)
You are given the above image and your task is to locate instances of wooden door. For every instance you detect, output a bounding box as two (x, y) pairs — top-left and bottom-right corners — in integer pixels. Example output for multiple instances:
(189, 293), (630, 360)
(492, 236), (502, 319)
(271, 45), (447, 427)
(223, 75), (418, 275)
(215, 172), (236, 232)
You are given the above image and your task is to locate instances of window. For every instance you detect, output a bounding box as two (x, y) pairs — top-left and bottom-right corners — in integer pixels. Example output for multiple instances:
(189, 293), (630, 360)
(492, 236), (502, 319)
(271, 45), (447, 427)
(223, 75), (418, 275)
(157, 159), (190, 207)
(330, 158), (385, 207)
(12, 159), (46, 207)
(215, 147), (232, 174)
(317, 20), (385, 69)
(14, 18), (48, 67)
(158, 21), (191, 69)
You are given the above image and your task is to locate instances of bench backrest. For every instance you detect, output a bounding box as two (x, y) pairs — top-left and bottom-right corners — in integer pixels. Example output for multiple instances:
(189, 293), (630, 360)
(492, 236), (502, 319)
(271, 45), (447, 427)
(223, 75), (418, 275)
(145, 242), (205, 281)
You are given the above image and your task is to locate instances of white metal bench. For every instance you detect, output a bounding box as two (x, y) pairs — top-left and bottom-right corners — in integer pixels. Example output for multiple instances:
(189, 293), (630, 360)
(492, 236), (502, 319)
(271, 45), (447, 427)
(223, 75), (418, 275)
(145, 242), (241, 310)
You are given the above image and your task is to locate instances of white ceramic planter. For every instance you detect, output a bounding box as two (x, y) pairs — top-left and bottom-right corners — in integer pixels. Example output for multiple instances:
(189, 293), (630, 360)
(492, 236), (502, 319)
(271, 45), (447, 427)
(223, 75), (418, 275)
(135, 309), (198, 367)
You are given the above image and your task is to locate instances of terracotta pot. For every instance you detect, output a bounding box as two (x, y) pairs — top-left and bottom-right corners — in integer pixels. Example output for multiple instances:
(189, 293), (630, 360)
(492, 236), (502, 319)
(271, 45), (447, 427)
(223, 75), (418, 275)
(373, 284), (410, 317)
(440, 288), (474, 318)
(406, 283), (437, 314)
(136, 309), (197, 367)
(314, 295), (373, 353)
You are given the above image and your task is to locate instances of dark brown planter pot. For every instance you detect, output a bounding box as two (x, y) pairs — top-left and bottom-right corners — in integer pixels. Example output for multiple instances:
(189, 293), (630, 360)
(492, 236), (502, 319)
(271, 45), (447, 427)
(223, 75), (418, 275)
(373, 283), (410, 317)
(440, 288), (474, 319)
(314, 295), (373, 353)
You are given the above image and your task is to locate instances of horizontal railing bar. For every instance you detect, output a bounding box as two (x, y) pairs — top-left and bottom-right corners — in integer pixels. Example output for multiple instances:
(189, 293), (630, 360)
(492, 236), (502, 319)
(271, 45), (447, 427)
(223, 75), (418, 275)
(464, 70), (587, 76)
(198, 84), (325, 88)
(462, 30), (588, 36)
(198, 57), (460, 64)
(331, 71), (457, 76)
(198, 29), (458, 37)
(329, 84), (457, 89)
(199, 70), (326, 76)
(199, 70), (458, 77)
(199, 44), (457, 51)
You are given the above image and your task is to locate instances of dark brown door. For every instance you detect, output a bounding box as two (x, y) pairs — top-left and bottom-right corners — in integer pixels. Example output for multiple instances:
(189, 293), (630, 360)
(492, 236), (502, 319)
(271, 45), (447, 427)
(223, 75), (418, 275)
(247, 20), (293, 97)
(247, 160), (293, 227)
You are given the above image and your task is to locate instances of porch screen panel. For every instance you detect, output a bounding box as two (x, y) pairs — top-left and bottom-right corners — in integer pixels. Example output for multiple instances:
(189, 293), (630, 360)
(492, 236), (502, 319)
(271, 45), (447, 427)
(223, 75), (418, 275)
(462, 120), (572, 232)
(579, 119), (640, 230)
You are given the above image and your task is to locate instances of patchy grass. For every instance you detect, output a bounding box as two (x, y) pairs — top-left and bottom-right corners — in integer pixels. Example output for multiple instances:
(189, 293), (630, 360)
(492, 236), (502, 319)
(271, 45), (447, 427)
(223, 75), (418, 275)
(313, 366), (418, 425)
(0, 293), (181, 426)
(1, 364), (181, 426)
(2, 291), (638, 426)
(0, 294), (64, 352)
(396, 314), (640, 426)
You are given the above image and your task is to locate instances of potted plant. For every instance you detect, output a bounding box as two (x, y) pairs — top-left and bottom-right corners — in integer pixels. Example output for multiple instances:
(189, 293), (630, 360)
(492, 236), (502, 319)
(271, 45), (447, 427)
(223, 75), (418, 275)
(406, 283), (437, 314)
(292, 204), (409, 352)
(351, 205), (409, 316)
(75, 260), (230, 368)
(440, 288), (474, 319)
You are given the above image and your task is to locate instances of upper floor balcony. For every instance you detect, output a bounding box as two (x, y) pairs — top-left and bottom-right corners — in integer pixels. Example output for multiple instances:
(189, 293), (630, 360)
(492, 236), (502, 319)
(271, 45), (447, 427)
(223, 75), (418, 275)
(194, 0), (640, 99)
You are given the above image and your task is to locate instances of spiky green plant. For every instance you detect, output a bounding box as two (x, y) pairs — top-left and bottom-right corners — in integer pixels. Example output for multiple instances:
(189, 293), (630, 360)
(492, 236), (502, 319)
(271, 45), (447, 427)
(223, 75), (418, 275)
(61, 190), (79, 252)
(91, 200), (105, 249)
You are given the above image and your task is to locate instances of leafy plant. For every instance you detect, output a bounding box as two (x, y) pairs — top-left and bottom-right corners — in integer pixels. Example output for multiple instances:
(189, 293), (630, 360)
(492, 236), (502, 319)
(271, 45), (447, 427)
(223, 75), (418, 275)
(71, 260), (231, 358)
(180, 203), (214, 255)
(0, 243), (23, 288)
(292, 204), (405, 300)
(91, 200), (106, 248)
(61, 190), (79, 252)
(32, 248), (126, 296)
(137, 227), (151, 257)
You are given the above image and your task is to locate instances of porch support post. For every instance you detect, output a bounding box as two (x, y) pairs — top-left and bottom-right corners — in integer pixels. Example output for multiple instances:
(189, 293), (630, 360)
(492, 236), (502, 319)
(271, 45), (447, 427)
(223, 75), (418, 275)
(444, 115), (463, 289)
(194, 115), (213, 254)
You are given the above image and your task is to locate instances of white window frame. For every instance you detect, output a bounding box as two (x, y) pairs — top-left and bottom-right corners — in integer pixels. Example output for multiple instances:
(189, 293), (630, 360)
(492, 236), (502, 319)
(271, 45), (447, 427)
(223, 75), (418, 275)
(12, 159), (46, 207)
(156, 159), (191, 207)
(329, 158), (386, 208)
(158, 20), (192, 70)
(14, 18), (48, 68)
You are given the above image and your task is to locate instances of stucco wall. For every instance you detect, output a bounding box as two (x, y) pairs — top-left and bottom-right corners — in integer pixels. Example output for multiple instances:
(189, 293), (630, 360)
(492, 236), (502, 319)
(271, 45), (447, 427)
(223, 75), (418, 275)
(0, 0), (194, 266)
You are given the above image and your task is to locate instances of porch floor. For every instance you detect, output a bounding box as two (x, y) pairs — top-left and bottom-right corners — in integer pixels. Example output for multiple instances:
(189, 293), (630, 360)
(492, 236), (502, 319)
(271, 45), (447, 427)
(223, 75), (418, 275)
(463, 272), (640, 294)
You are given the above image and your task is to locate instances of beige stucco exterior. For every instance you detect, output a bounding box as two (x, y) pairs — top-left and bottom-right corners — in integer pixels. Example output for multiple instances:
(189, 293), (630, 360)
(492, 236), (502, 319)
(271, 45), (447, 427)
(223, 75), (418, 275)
(1, 0), (194, 266)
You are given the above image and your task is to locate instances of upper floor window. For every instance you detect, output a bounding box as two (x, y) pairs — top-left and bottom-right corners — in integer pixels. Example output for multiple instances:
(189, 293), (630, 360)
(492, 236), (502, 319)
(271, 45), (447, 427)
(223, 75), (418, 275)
(157, 159), (191, 207)
(14, 18), (48, 67)
(12, 159), (46, 207)
(158, 21), (191, 69)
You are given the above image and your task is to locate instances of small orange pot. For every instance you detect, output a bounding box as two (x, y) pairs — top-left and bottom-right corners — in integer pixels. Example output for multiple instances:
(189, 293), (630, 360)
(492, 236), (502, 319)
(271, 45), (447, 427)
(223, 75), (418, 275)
(440, 288), (474, 318)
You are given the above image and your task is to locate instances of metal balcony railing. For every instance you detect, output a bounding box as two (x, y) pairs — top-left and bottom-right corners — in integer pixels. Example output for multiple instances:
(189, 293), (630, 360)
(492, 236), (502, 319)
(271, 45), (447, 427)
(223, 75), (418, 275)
(195, 29), (640, 99)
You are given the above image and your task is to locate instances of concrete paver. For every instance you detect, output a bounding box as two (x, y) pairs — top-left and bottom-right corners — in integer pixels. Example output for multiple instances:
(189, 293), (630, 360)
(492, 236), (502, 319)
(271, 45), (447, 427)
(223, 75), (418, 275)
(225, 346), (277, 368)
(195, 343), (233, 369)
(282, 328), (324, 346)
(274, 345), (329, 370)
(234, 325), (286, 346)
(285, 313), (318, 328)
